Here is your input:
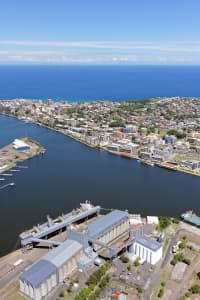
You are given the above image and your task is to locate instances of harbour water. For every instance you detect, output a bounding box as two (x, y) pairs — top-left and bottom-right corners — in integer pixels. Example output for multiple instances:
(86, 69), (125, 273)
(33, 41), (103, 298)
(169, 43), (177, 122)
(0, 114), (200, 257)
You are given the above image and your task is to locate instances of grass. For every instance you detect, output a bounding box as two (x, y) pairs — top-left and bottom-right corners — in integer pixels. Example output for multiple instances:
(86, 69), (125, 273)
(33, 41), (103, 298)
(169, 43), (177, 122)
(10, 294), (26, 300)
(163, 237), (170, 253)
(174, 154), (200, 162)
(152, 268), (171, 300)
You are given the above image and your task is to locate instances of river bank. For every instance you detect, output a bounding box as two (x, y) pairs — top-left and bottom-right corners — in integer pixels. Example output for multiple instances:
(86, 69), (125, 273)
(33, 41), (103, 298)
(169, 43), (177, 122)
(32, 119), (200, 178)
(0, 137), (44, 176)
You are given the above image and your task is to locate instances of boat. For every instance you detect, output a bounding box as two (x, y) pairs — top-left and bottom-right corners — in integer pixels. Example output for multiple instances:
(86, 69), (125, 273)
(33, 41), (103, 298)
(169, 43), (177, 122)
(2, 173), (13, 176)
(155, 162), (177, 171)
(0, 178), (5, 181)
(10, 182), (15, 186)
(140, 159), (154, 166)
(181, 210), (200, 227)
(19, 201), (101, 247)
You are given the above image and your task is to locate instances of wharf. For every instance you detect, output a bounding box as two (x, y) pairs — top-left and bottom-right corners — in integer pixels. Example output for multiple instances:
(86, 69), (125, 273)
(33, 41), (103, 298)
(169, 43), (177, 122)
(0, 137), (43, 176)
(20, 202), (101, 247)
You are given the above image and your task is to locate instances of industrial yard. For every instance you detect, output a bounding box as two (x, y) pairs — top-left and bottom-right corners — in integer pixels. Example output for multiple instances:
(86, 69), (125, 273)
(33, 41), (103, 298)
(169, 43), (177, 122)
(0, 137), (44, 176)
(1, 200), (199, 300)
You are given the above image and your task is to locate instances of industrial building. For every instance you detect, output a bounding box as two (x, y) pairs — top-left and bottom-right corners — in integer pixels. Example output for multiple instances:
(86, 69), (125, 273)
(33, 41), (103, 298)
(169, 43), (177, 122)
(18, 207), (163, 299)
(19, 239), (83, 300)
(87, 209), (130, 251)
(130, 235), (162, 265)
(13, 139), (31, 151)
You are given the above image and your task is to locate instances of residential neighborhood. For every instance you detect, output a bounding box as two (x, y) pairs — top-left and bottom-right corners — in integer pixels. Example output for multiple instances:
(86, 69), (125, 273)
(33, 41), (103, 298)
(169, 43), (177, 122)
(1, 97), (200, 176)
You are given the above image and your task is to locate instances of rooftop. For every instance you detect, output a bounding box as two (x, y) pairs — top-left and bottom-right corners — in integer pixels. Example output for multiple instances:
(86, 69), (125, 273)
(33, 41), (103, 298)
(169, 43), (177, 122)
(19, 259), (57, 288)
(88, 210), (129, 239)
(135, 235), (162, 251)
(43, 239), (83, 268)
(19, 239), (83, 287)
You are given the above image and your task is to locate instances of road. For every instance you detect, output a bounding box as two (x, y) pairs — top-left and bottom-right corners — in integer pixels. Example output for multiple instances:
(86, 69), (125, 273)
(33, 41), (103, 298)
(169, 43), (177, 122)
(143, 227), (183, 300)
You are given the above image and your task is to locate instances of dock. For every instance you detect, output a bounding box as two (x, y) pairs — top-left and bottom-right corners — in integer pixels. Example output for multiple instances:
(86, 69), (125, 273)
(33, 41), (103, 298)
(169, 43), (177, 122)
(0, 137), (43, 178)
(0, 182), (15, 190)
(20, 201), (101, 247)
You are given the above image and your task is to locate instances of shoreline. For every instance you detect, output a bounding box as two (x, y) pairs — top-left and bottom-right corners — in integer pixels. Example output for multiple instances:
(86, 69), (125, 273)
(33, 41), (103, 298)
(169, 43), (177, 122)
(1, 113), (200, 177)
(0, 136), (44, 176)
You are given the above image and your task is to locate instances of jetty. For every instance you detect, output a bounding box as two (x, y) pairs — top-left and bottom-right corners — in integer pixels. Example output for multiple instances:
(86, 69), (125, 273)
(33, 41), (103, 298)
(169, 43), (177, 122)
(0, 137), (43, 176)
(0, 182), (15, 190)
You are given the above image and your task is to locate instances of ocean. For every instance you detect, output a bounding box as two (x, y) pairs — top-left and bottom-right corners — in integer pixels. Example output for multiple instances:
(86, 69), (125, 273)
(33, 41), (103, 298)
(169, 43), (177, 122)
(0, 65), (200, 101)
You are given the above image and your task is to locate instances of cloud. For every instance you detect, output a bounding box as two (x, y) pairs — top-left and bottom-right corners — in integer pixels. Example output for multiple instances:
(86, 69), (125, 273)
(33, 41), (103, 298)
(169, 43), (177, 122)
(0, 50), (199, 64)
(0, 41), (200, 64)
(1, 40), (200, 52)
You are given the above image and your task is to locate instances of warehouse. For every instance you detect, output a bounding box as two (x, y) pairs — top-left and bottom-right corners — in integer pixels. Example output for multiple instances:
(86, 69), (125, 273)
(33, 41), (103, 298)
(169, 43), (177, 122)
(131, 235), (162, 265)
(19, 239), (83, 300)
(13, 139), (31, 151)
(88, 210), (129, 250)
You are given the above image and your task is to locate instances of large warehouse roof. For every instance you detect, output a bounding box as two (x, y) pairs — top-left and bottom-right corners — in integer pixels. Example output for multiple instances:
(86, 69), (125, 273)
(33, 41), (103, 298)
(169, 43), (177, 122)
(43, 239), (82, 268)
(19, 239), (82, 288)
(88, 210), (129, 239)
(19, 259), (57, 288)
(135, 235), (162, 252)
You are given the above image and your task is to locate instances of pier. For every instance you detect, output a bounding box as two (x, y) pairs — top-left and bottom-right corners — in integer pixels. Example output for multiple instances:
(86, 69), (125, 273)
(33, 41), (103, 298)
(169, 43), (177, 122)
(20, 201), (101, 247)
(0, 182), (15, 190)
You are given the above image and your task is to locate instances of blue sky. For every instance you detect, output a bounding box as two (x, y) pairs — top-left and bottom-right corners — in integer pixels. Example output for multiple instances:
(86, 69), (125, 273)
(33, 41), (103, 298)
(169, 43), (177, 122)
(0, 0), (200, 64)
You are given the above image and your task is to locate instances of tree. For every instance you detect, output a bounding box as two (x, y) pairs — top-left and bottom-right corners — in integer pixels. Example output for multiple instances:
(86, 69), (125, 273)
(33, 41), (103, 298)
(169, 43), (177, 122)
(120, 255), (129, 263)
(158, 288), (164, 298)
(134, 258), (140, 267)
(189, 284), (200, 294)
(158, 216), (171, 230)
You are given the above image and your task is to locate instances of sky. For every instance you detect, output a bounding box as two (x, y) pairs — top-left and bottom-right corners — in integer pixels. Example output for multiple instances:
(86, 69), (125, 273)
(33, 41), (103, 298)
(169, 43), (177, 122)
(0, 0), (200, 65)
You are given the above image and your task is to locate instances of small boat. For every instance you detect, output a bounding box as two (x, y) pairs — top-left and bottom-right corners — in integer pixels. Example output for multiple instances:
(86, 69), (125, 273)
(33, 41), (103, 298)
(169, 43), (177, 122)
(2, 173), (13, 176)
(0, 178), (5, 181)
(10, 182), (15, 186)
(140, 159), (154, 166)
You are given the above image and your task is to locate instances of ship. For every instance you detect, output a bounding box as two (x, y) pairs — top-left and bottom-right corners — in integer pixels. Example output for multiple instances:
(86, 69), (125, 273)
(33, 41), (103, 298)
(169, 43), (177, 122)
(181, 210), (200, 227)
(19, 200), (101, 247)
(155, 161), (177, 171)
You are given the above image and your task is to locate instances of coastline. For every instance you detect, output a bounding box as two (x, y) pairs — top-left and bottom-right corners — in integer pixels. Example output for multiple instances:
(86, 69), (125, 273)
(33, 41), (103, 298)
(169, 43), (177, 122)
(1, 112), (200, 177)
(0, 135), (44, 176)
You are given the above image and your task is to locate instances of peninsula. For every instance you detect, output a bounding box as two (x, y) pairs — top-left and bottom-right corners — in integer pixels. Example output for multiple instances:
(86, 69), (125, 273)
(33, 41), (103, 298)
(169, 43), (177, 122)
(0, 137), (44, 176)
(1, 97), (200, 176)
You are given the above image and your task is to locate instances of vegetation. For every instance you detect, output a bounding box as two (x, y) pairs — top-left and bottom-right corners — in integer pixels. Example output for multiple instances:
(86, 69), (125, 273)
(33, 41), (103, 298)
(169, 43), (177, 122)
(188, 284), (200, 294)
(158, 216), (171, 230)
(167, 129), (186, 139)
(120, 255), (129, 263)
(170, 253), (191, 266)
(75, 263), (109, 300)
(158, 288), (164, 298)
(109, 120), (125, 127)
(135, 283), (143, 294)
(134, 258), (140, 267)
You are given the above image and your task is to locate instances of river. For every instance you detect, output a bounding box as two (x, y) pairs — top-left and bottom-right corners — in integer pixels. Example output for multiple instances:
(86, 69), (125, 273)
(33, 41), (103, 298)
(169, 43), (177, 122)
(0, 114), (199, 256)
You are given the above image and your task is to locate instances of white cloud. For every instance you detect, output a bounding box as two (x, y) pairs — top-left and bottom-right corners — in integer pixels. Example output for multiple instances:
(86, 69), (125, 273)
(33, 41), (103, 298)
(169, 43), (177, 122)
(0, 50), (199, 64)
(1, 40), (200, 52)
(0, 41), (200, 64)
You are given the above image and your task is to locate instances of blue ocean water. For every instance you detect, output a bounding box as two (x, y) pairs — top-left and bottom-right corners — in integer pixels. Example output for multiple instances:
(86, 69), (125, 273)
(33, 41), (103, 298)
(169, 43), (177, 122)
(0, 65), (200, 101)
